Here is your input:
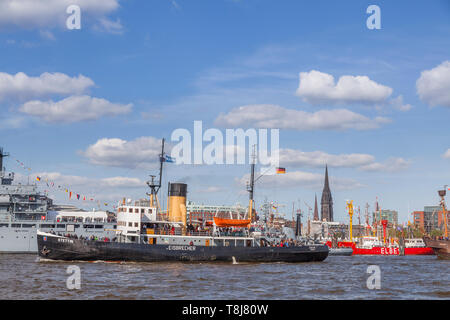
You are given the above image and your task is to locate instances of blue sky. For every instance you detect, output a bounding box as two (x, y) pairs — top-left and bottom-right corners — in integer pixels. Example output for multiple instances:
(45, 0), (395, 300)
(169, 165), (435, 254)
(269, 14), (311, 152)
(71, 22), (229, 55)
(0, 0), (449, 224)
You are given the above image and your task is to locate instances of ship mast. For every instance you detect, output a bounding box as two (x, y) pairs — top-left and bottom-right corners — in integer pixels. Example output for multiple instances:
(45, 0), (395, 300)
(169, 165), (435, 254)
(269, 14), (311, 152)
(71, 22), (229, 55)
(246, 145), (256, 222)
(438, 186), (448, 238)
(0, 147), (9, 174)
(147, 138), (165, 211)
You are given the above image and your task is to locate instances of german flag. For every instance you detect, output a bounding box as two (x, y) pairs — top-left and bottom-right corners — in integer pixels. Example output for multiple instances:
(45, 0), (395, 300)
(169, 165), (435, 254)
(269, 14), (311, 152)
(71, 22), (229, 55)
(276, 167), (286, 174)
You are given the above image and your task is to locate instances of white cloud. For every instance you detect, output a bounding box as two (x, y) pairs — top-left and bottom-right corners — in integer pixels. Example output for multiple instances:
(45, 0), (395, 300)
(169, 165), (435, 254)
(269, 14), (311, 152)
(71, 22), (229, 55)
(296, 70), (393, 105)
(416, 61), (450, 108)
(443, 149), (450, 159)
(0, 0), (121, 32)
(19, 95), (132, 123)
(277, 149), (410, 173)
(81, 136), (164, 169)
(279, 149), (375, 168)
(33, 172), (145, 189)
(390, 95), (412, 112)
(239, 170), (364, 191)
(215, 104), (390, 131)
(358, 157), (410, 172)
(0, 72), (94, 101)
(93, 17), (123, 35)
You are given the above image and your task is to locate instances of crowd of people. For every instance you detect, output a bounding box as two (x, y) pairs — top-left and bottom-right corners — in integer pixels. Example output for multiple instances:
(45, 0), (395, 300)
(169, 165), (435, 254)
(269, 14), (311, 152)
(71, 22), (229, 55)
(47, 230), (116, 242)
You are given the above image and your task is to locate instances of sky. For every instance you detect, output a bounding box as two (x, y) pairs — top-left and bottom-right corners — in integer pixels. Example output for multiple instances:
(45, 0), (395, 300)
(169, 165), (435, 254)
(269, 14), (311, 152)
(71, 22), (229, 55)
(0, 0), (449, 224)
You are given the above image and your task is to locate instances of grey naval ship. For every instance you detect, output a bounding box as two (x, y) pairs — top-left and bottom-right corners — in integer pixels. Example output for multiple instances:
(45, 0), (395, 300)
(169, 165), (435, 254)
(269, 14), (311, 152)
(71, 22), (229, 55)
(37, 139), (329, 263)
(0, 148), (117, 253)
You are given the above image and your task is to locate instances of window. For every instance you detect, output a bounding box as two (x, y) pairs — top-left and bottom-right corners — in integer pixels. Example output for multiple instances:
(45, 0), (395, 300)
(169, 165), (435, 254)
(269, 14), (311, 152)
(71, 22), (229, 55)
(135, 209), (139, 213)
(94, 225), (103, 229)
(40, 224), (55, 228)
(57, 224), (65, 229)
(128, 222), (132, 227)
(11, 224), (21, 228)
(134, 222), (139, 227)
(141, 209), (145, 214)
(128, 208), (132, 213)
(0, 224), (8, 228)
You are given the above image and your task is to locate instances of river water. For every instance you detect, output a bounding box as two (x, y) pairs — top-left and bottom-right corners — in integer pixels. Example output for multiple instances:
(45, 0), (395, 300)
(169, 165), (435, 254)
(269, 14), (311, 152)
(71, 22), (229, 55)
(0, 254), (448, 300)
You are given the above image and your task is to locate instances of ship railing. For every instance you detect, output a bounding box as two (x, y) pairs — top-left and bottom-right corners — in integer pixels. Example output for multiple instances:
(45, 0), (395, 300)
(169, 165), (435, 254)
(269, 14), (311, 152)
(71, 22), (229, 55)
(148, 229), (213, 237)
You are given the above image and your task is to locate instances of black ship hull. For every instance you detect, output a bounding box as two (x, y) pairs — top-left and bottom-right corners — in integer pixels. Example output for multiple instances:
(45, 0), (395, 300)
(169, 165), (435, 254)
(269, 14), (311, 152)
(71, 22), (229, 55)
(37, 233), (329, 263)
(423, 237), (450, 260)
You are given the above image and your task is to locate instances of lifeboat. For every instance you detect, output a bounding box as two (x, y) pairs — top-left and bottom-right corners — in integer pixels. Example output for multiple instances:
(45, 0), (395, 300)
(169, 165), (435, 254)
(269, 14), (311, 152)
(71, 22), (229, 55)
(213, 217), (251, 227)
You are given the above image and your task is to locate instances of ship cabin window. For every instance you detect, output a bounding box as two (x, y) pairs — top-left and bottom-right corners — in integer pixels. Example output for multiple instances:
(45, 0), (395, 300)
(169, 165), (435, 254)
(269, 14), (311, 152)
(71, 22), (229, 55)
(11, 224), (21, 228)
(83, 224), (94, 229)
(57, 224), (65, 229)
(22, 224), (35, 228)
(94, 225), (103, 229)
(141, 209), (145, 214)
(134, 222), (139, 227)
(0, 223), (8, 227)
(135, 208), (139, 213)
(40, 224), (55, 228)
(128, 222), (132, 227)
(128, 208), (132, 213)
(235, 240), (245, 247)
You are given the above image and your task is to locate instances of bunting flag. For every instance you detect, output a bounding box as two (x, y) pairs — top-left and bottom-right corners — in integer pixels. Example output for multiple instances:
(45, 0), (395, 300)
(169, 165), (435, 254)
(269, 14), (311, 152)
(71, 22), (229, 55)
(276, 167), (286, 174)
(15, 155), (115, 208)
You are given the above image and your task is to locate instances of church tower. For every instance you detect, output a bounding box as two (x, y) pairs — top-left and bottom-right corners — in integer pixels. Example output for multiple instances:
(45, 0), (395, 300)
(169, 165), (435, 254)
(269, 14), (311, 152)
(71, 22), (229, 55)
(320, 165), (334, 221)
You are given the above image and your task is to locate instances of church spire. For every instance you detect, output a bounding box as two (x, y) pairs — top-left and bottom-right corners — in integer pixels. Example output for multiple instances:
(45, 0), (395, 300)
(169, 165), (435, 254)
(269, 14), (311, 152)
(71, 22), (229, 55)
(324, 164), (330, 190)
(313, 194), (319, 221)
(321, 164), (334, 221)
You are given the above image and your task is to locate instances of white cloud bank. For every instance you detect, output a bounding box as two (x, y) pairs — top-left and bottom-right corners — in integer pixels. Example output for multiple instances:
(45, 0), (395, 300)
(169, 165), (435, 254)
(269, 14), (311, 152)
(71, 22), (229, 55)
(416, 61), (450, 108)
(279, 149), (410, 172)
(34, 172), (145, 189)
(239, 171), (364, 191)
(215, 104), (390, 131)
(296, 70), (393, 105)
(81, 136), (164, 169)
(0, 72), (94, 101)
(19, 95), (132, 123)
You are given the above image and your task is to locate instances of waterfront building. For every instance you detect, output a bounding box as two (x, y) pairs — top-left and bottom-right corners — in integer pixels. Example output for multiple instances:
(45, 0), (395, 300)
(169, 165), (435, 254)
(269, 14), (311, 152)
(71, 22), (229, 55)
(372, 209), (398, 226)
(413, 205), (449, 234)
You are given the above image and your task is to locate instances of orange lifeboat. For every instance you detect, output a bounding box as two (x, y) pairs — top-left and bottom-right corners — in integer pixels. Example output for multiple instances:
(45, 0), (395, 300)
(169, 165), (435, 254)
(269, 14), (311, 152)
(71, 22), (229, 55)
(213, 217), (251, 227)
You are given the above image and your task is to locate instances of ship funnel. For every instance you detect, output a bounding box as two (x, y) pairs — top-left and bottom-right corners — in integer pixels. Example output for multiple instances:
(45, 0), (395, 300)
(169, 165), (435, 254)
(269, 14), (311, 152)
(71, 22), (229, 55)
(168, 183), (187, 227)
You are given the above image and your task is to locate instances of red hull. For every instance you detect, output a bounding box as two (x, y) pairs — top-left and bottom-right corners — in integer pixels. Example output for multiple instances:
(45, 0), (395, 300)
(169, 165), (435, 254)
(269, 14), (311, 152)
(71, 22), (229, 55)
(325, 241), (434, 256)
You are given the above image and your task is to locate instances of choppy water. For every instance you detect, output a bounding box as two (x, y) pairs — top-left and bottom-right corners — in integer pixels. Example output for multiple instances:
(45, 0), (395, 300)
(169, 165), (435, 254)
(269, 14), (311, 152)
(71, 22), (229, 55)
(0, 254), (448, 300)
